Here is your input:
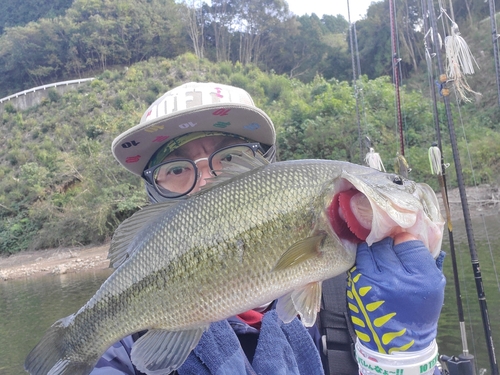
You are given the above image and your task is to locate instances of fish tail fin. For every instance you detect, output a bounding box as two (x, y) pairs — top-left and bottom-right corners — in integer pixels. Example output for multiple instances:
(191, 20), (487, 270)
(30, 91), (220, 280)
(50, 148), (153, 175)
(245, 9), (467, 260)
(25, 315), (93, 375)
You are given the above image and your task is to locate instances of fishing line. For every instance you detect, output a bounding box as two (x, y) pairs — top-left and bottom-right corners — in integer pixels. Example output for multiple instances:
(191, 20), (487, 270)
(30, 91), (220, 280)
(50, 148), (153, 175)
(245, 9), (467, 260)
(427, 0), (498, 372)
(395, 0), (412, 168)
(347, 0), (363, 165)
(452, 92), (500, 293)
(347, 0), (384, 171)
(389, 0), (405, 163)
(353, 20), (369, 135)
(441, 0), (499, 306)
(425, 27), (473, 358)
(457, 240), (479, 372)
(445, 10), (499, 288)
(436, 0), (480, 102)
(487, 0), (500, 106)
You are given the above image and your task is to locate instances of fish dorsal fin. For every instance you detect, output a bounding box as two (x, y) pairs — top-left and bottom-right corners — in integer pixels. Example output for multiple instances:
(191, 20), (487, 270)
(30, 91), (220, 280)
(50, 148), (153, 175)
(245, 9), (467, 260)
(276, 282), (322, 327)
(131, 327), (207, 375)
(201, 152), (269, 191)
(108, 200), (181, 269)
(273, 234), (326, 271)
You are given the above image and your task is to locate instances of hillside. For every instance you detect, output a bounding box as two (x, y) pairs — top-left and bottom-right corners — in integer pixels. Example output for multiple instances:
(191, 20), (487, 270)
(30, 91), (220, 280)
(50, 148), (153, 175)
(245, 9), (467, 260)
(1, 0), (500, 254)
(1, 53), (499, 254)
(2, 0), (497, 98)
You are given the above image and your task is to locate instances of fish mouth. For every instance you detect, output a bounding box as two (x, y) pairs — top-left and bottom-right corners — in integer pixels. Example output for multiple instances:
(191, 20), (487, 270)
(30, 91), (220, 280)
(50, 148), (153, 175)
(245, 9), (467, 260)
(328, 189), (372, 244)
(326, 174), (444, 257)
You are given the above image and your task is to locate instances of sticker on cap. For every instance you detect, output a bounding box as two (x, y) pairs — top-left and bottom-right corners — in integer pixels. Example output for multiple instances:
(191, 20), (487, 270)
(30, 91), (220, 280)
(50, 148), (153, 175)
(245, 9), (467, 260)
(244, 123), (260, 131)
(212, 108), (231, 116)
(152, 136), (170, 143)
(125, 155), (141, 163)
(145, 125), (165, 133)
(213, 121), (231, 129)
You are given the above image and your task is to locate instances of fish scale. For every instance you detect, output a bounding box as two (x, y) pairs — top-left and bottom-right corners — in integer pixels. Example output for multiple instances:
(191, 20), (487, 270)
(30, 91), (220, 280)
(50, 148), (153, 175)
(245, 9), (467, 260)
(25, 159), (444, 375)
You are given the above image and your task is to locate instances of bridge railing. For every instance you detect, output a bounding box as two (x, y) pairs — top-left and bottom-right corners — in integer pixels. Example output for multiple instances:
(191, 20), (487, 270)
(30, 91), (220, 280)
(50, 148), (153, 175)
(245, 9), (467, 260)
(0, 78), (95, 104)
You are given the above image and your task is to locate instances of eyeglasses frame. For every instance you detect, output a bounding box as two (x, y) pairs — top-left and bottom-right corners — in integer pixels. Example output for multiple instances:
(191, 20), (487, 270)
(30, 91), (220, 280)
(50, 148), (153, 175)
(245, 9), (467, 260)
(142, 143), (264, 199)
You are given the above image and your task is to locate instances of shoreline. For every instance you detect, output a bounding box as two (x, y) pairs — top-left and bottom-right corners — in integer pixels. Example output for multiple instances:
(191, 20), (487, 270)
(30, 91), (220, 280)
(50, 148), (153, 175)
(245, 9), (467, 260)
(0, 244), (110, 281)
(1, 185), (499, 282)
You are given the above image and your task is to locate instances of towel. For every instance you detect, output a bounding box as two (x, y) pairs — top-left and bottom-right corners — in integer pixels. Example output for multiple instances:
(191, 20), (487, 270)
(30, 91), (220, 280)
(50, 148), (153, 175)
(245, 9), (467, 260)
(252, 310), (324, 375)
(178, 310), (324, 375)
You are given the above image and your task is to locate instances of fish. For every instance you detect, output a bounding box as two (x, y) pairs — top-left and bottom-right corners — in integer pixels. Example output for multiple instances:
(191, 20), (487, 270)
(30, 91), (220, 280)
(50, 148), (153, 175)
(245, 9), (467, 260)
(25, 157), (444, 375)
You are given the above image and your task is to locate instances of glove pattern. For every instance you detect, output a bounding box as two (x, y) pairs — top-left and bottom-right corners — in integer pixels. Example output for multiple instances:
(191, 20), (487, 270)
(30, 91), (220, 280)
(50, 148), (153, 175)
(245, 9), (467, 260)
(347, 238), (445, 355)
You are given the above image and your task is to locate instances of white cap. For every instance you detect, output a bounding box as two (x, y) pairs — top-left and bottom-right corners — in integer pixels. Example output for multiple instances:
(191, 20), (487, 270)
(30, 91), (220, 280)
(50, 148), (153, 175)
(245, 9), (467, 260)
(112, 82), (276, 176)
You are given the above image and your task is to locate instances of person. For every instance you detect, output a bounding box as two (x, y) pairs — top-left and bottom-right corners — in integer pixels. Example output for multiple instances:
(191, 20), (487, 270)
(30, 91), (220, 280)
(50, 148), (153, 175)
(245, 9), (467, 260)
(92, 82), (446, 375)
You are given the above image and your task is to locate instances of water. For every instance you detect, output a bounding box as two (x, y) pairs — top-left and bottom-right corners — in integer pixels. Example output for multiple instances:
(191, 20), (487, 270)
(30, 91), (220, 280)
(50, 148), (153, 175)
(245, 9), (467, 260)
(0, 269), (111, 375)
(1, 214), (500, 375)
(438, 212), (500, 374)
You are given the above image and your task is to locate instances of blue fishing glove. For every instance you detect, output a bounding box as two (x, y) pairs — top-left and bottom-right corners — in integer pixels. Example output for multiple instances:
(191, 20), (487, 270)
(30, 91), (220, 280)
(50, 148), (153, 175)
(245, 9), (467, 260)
(347, 237), (445, 355)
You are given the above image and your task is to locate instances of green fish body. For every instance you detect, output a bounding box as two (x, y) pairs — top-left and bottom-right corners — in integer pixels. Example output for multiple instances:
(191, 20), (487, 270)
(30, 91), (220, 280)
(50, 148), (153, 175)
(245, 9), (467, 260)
(25, 159), (444, 375)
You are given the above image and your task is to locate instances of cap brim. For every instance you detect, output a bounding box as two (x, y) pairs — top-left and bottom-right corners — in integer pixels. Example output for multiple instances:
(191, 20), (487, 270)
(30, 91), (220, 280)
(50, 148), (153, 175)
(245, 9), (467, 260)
(112, 103), (275, 176)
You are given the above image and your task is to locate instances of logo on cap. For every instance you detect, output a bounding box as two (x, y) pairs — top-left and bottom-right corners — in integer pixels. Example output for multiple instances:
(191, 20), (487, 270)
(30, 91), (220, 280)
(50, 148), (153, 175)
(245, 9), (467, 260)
(213, 122), (231, 128)
(214, 87), (224, 98)
(179, 122), (197, 129)
(121, 140), (140, 148)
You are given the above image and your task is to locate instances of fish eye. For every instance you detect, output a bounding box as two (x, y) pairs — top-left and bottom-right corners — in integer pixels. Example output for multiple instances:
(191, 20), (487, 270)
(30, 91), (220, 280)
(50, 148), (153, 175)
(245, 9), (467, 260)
(392, 176), (404, 185)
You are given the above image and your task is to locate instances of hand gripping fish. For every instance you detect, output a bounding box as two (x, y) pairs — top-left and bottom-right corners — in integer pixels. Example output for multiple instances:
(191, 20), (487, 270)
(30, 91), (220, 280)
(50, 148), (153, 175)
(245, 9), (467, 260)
(25, 157), (444, 375)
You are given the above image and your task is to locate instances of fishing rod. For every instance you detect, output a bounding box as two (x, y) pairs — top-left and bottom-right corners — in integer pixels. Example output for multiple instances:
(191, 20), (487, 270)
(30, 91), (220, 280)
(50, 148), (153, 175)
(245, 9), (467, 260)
(429, 145), (475, 375)
(388, 0), (411, 179)
(388, 0), (405, 157)
(488, 0), (500, 106)
(346, 0), (363, 165)
(427, 0), (499, 374)
(421, 0), (474, 371)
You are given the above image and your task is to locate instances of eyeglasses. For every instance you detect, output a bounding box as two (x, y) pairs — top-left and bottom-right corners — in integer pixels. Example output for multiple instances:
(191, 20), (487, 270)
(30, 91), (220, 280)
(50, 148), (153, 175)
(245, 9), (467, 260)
(143, 143), (264, 198)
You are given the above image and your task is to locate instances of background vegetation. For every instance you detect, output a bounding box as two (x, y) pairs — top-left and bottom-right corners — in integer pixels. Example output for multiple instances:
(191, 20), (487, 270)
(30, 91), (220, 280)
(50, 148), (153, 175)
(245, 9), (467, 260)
(2, 0), (498, 97)
(0, 0), (499, 254)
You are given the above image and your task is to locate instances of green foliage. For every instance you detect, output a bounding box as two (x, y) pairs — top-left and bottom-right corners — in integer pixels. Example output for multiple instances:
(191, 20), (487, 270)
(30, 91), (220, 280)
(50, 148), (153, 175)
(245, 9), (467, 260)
(0, 0), (498, 100)
(0, 213), (42, 254)
(47, 89), (61, 103)
(4, 102), (16, 114)
(0, 0), (188, 97)
(0, 48), (499, 254)
(0, 0), (73, 33)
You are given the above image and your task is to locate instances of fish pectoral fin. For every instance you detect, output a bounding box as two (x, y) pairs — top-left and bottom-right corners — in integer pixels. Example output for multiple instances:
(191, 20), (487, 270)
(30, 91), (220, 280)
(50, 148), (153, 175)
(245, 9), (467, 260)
(130, 326), (207, 374)
(276, 282), (322, 327)
(276, 291), (299, 324)
(108, 200), (180, 269)
(273, 234), (326, 271)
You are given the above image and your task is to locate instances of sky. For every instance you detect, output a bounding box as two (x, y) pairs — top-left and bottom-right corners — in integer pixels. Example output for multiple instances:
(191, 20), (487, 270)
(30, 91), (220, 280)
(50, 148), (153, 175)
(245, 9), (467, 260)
(285, 0), (381, 22)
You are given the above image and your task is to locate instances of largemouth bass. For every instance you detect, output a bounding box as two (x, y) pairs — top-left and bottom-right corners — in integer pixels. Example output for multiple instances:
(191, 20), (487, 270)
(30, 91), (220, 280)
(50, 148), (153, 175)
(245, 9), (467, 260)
(25, 158), (444, 375)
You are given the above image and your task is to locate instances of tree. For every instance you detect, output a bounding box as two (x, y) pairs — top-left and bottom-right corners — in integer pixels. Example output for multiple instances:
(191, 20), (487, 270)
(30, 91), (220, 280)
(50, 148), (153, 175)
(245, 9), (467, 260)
(0, 0), (73, 34)
(181, 0), (205, 59)
(235, 0), (291, 65)
(0, 18), (67, 89)
(206, 0), (236, 62)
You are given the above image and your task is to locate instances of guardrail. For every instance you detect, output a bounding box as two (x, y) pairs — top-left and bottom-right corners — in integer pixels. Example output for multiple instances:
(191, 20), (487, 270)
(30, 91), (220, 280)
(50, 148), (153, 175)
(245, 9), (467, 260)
(0, 78), (95, 104)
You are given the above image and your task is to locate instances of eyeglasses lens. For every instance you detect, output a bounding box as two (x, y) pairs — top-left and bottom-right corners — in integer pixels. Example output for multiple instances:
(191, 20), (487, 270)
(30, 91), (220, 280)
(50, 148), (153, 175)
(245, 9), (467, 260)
(153, 160), (197, 198)
(210, 145), (256, 175)
(152, 144), (258, 198)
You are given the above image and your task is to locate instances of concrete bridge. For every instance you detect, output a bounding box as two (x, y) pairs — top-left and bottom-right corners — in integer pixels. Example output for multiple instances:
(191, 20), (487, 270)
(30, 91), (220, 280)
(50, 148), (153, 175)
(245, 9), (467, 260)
(0, 78), (95, 112)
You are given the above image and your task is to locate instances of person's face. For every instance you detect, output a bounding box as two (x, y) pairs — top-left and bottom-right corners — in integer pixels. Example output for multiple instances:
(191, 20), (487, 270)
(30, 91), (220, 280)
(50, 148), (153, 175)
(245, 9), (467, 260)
(158, 136), (244, 194)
